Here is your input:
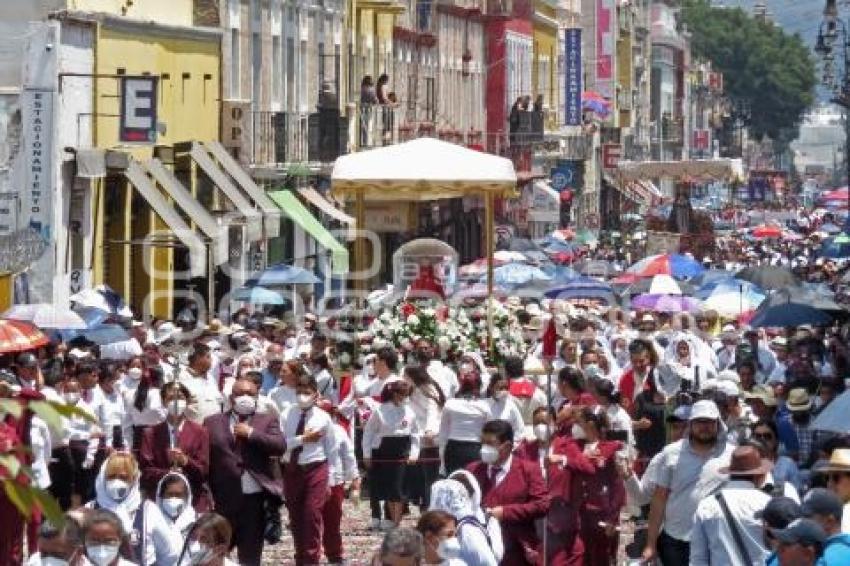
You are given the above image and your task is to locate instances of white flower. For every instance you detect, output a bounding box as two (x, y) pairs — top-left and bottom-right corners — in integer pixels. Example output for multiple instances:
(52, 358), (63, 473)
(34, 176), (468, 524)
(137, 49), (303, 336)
(373, 338), (389, 349)
(407, 314), (420, 326)
(400, 337), (412, 350)
(491, 328), (502, 340)
(420, 308), (436, 318)
(437, 336), (451, 350)
(380, 312), (392, 323)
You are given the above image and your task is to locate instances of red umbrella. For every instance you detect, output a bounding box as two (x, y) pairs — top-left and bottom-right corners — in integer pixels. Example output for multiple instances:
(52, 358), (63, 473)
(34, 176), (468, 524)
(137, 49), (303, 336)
(0, 320), (49, 353)
(612, 273), (642, 285)
(752, 225), (782, 239)
(822, 187), (849, 201)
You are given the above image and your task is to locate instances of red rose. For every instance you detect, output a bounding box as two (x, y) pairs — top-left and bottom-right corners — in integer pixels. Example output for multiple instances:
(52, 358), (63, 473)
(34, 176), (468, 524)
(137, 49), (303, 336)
(400, 303), (416, 317)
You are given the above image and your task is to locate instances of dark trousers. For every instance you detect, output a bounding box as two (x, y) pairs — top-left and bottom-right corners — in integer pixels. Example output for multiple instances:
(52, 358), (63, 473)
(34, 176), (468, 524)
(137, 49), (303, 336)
(444, 439), (481, 476)
(579, 510), (618, 566)
(545, 529), (583, 566)
(222, 493), (266, 566)
(658, 531), (690, 566)
(404, 446), (439, 508)
(322, 484), (345, 562)
(48, 443), (93, 510)
(283, 461), (329, 565)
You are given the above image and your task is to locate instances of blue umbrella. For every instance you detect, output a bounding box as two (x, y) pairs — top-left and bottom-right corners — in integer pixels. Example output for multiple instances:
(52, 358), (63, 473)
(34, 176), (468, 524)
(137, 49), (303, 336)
(820, 233), (850, 258)
(232, 286), (286, 305)
(480, 263), (552, 288)
(540, 265), (581, 285)
(54, 324), (131, 345)
(245, 263), (321, 286)
(544, 277), (616, 303)
(820, 222), (842, 235)
(694, 277), (765, 300)
(749, 291), (833, 328)
(688, 269), (733, 288)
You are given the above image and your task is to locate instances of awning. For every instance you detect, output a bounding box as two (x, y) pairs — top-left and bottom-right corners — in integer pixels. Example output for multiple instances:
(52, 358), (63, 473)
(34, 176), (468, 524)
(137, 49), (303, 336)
(204, 141), (282, 238)
(298, 187), (355, 226)
(75, 149), (106, 179)
(268, 190), (349, 275)
(124, 160), (207, 277)
(188, 143), (263, 242)
(145, 159), (227, 265)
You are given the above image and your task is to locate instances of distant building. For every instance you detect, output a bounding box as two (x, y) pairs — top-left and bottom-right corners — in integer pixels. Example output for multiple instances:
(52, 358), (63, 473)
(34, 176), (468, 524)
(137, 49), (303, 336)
(791, 103), (846, 186)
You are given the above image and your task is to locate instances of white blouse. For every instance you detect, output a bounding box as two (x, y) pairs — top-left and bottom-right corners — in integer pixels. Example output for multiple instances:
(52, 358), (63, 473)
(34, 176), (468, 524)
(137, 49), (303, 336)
(438, 398), (490, 448)
(362, 402), (421, 460)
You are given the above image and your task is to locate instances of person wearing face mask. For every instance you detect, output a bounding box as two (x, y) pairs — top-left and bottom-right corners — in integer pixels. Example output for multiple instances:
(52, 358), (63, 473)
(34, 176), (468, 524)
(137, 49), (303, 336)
(617, 339), (659, 417)
(139, 381), (212, 512)
(553, 367), (597, 438)
(81, 509), (137, 566)
(438, 364), (490, 476)
(405, 365), (445, 511)
(96, 364), (129, 455)
(362, 379), (421, 529)
(466, 419), (549, 566)
(179, 344), (223, 425)
(552, 338), (579, 373)
(281, 375), (336, 565)
(205, 377), (285, 566)
(503, 356), (547, 440)
(25, 511), (86, 566)
(51, 377), (100, 510)
(417, 510), (464, 565)
(85, 453), (182, 565)
(179, 513), (238, 566)
(609, 336), (631, 374)
(415, 339), (459, 399)
(268, 360), (306, 421)
(122, 360), (166, 453)
(485, 375), (525, 448)
(311, 353), (339, 404)
(155, 472), (196, 537)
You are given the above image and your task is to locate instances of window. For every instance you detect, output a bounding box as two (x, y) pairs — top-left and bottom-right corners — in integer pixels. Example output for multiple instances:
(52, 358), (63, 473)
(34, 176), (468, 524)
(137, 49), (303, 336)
(334, 44), (341, 104)
(286, 37), (295, 111)
(408, 75), (417, 111)
(252, 32), (262, 104)
(230, 28), (240, 98)
(272, 35), (282, 103)
(425, 77), (436, 122)
(318, 42), (325, 86)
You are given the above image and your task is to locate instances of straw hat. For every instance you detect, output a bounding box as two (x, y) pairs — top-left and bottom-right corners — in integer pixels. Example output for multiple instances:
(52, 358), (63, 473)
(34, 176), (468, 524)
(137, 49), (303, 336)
(786, 388), (813, 412)
(744, 384), (778, 407)
(813, 448), (850, 474)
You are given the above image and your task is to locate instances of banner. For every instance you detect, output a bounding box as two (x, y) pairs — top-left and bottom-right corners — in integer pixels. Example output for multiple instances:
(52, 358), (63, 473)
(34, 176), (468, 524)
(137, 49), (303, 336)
(22, 88), (53, 242)
(120, 77), (159, 143)
(565, 28), (582, 126)
(595, 0), (615, 98)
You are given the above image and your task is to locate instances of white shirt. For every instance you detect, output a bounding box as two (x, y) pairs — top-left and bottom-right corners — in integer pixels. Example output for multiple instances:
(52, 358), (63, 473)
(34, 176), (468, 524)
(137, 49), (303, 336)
(427, 360), (459, 398)
(229, 413), (263, 494)
(122, 387), (166, 434)
(410, 386), (442, 436)
(362, 402), (421, 460)
(486, 397), (526, 444)
(367, 373), (402, 397)
(283, 405), (336, 465)
(178, 367), (223, 424)
(97, 388), (128, 449)
(439, 398), (491, 448)
(314, 369), (339, 403)
(61, 398), (100, 465)
(327, 422), (359, 487)
(29, 417), (51, 489)
(269, 384), (298, 417)
(488, 455), (512, 488)
(690, 480), (771, 566)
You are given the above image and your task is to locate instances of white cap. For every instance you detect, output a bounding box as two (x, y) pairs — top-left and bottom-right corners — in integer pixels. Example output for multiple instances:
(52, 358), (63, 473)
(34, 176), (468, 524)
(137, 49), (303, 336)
(689, 400), (721, 421)
(716, 380), (740, 397)
(717, 369), (741, 384)
(68, 348), (92, 360)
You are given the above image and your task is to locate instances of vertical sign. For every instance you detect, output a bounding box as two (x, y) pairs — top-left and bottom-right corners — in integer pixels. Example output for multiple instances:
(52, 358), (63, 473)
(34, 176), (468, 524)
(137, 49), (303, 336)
(120, 77), (159, 143)
(564, 28), (582, 126)
(595, 0), (614, 98)
(22, 88), (54, 241)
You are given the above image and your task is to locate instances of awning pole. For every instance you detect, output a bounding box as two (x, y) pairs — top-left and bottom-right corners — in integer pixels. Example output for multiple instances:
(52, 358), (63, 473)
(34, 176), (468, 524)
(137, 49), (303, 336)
(485, 192), (494, 351)
(355, 189), (366, 307)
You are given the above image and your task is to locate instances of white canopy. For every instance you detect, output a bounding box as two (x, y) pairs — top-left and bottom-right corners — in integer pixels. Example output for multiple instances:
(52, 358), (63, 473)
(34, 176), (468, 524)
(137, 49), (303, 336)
(331, 137), (517, 201)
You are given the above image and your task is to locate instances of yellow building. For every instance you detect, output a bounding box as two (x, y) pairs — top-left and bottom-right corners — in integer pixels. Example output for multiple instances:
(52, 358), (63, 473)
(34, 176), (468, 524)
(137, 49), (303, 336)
(532, 0), (559, 130)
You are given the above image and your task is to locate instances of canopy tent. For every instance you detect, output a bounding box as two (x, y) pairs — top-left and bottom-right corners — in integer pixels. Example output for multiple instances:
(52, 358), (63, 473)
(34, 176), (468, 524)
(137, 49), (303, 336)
(615, 158), (744, 183)
(331, 137), (517, 345)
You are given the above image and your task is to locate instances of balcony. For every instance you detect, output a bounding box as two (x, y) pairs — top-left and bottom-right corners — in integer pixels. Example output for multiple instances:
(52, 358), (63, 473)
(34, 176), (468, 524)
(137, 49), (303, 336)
(352, 102), (398, 150)
(483, 0), (513, 18)
(508, 109), (545, 147)
(251, 110), (348, 166)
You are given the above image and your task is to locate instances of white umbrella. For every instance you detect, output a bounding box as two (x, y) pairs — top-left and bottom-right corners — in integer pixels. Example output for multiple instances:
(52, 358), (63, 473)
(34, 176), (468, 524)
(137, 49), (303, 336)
(812, 390), (850, 433)
(3, 303), (87, 329)
(648, 274), (682, 295)
(701, 291), (764, 317)
(493, 250), (528, 263)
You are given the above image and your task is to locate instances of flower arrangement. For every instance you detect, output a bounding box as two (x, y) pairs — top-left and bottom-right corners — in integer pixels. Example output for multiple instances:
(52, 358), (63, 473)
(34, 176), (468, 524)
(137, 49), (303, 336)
(368, 299), (526, 366)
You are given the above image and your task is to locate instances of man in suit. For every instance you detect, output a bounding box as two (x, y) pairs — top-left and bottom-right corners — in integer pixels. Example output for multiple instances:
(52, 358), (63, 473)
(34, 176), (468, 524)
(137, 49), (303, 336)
(139, 381), (212, 511)
(205, 377), (286, 566)
(467, 419), (550, 566)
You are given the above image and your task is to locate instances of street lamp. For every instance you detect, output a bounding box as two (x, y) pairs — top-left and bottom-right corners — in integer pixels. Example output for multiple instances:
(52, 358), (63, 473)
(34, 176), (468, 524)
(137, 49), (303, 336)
(817, 1), (850, 220)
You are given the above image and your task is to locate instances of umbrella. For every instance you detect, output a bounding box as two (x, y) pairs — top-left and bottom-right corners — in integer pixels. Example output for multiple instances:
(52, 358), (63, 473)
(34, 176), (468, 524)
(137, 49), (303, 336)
(3, 304), (87, 329)
(821, 188), (849, 201)
(70, 285), (133, 317)
(574, 259), (619, 278)
(700, 291), (766, 317)
(689, 269), (734, 288)
(735, 266), (800, 290)
(820, 223), (842, 235)
(505, 238), (542, 253)
(544, 277), (616, 304)
(748, 291), (833, 328)
(246, 263), (321, 286)
(627, 254), (705, 279)
(623, 275), (693, 297)
(695, 277), (765, 300)
(481, 263), (552, 288)
(449, 284), (509, 304)
(232, 286), (286, 305)
(459, 258), (508, 278)
(540, 265), (581, 285)
(541, 239), (580, 255)
(630, 294), (700, 313)
(812, 390), (850, 433)
(493, 250), (528, 263)
(550, 228), (576, 241)
(0, 320), (49, 353)
(57, 324), (131, 346)
(820, 233), (850, 258)
(751, 225), (782, 239)
(582, 99), (611, 116)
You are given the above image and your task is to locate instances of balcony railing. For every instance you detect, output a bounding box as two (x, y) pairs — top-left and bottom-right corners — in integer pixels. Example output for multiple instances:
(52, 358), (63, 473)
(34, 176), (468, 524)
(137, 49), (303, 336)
(353, 102), (398, 150)
(252, 110), (348, 165)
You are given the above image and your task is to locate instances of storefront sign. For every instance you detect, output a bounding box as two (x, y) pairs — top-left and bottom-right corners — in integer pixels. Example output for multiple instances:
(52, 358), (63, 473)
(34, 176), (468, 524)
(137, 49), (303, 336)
(602, 143), (621, 170)
(364, 203), (411, 232)
(596, 0), (615, 98)
(22, 88), (53, 241)
(120, 77), (158, 143)
(565, 28), (582, 126)
(551, 160), (584, 193)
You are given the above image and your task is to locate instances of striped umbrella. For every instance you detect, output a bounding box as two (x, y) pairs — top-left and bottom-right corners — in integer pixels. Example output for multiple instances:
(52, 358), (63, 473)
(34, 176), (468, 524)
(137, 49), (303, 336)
(630, 294), (701, 313)
(0, 319), (49, 353)
(627, 254), (705, 279)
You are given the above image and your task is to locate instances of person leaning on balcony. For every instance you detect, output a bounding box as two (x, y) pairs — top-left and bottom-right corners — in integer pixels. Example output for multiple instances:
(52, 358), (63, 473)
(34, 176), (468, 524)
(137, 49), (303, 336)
(360, 76), (378, 105)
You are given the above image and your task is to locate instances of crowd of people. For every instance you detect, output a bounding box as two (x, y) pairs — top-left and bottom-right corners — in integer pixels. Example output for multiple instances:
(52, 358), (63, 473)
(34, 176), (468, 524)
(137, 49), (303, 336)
(1, 235), (850, 566)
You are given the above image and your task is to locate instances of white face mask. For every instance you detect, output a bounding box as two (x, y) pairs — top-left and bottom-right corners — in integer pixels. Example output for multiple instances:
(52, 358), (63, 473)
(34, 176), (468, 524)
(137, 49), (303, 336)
(86, 544), (119, 566)
(480, 444), (500, 464)
(105, 478), (130, 501)
(167, 399), (187, 419)
(187, 540), (214, 566)
(127, 367), (143, 381)
(584, 364), (601, 378)
(571, 423), (587, 440)
(533, 424), (551, 443)
(297, 393), (315, 410)
(233, 395), (257, 416)
(63, 391), (81, 405)
(41, 556), (70, 566)
(160, 496), (185, 518)
(366, 363), (376, 377)
(437, 537), (462, 560)
(493, 389), (509, 401)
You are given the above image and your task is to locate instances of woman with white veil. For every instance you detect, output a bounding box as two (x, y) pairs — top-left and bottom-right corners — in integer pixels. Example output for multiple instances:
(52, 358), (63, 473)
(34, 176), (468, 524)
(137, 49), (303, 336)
(657, 333), (715, 396)
(429, 470), (502, 566)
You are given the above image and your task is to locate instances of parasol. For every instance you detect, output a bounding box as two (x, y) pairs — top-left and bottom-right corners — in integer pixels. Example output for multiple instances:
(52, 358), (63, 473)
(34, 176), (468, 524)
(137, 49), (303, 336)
(630, 294), (701, 313)
(245, 263), (321, 286)
(627, 253), (704, 279)
(0, 320), (49, 353)
(735, 266), (800, 290)
(232, 286), (286, 305)
(3, 304), (87, 330)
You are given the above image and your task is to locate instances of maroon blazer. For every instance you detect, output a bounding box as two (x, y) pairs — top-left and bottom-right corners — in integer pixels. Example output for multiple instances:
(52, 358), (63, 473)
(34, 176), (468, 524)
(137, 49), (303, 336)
(204, 411), (286, 516)
(467, 457), (551, 566)
(139, 420), (212, 511)
(572, 440), (626, 525)
(515, 437), (594, 535)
